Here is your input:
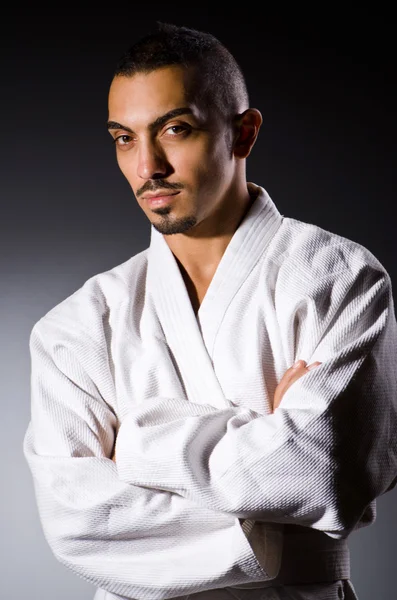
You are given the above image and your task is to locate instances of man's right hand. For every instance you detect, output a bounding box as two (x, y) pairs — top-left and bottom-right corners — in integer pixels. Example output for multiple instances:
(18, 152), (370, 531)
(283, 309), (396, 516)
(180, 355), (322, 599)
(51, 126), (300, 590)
(272, 359), (321, 412)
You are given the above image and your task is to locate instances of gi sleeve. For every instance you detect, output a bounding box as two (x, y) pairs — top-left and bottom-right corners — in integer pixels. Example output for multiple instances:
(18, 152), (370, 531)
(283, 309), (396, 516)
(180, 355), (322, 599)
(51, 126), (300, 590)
(115, 257), (397, 540)
(23, 321), (277, 600)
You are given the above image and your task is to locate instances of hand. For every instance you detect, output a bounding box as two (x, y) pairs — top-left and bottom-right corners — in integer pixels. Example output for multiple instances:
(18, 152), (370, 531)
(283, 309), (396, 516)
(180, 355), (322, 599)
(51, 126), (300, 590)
(111, 448), (116, 462)
(272, 359), (321, 412)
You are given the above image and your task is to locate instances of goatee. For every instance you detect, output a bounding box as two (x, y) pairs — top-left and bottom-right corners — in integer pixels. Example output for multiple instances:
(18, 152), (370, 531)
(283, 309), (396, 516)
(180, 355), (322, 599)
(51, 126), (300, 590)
(151, 213), (197, 235)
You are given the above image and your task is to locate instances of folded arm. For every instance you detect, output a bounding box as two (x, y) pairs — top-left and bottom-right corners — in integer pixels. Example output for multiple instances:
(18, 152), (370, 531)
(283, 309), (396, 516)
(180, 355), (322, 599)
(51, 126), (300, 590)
(116, 264), (397, 539)
(24, 323), (272, 600)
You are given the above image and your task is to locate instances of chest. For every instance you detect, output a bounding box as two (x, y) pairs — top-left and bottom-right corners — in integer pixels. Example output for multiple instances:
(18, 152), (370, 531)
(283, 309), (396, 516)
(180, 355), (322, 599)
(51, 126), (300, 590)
(108, 269), (297, 421)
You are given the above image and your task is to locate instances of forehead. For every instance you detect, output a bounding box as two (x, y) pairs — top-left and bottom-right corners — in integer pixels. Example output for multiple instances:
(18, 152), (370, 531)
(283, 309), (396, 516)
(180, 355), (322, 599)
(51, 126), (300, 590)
(108, 66), (204, 127)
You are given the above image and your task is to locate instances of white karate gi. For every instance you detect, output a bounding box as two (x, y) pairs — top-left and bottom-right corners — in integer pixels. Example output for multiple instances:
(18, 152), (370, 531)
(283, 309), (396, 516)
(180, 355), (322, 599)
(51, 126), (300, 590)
(23, 184), (397, 600)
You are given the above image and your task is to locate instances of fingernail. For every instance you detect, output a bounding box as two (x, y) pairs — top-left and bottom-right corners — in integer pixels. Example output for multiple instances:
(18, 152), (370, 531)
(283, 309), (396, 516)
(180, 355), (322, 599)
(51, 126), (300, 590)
(292, 359), (303, 369)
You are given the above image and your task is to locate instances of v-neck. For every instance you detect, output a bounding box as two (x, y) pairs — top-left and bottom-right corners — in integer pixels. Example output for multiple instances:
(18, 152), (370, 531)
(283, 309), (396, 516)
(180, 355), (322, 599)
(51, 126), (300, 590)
(196, 185), (283, 347)
(146, 184), (283, 408)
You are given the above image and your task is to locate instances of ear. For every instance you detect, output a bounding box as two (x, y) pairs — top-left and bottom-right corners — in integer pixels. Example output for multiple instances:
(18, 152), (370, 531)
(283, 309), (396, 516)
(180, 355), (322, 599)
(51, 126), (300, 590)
(232, 108), (263, 158)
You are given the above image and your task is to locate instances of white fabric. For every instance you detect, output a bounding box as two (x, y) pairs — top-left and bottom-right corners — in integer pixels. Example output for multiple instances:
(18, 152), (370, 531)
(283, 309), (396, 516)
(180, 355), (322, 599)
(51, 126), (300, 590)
(23, 185), (397, 600)
(95, 578), (357, 600)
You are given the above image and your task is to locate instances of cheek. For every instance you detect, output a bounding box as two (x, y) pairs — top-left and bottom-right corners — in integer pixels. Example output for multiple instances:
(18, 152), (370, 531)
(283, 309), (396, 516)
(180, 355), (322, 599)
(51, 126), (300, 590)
(116, 153), (130, 175)
(196, 146), (232, 191)
(175, 139), (230, 182)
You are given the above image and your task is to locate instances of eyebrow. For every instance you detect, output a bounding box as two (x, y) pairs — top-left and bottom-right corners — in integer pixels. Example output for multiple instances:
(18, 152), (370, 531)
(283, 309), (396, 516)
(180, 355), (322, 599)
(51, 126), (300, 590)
(107, 107), (194, 134)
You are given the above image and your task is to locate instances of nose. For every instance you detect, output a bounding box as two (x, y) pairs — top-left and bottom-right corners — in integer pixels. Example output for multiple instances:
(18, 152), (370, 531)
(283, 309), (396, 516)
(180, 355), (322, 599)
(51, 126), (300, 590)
(137, 139), (169, 180)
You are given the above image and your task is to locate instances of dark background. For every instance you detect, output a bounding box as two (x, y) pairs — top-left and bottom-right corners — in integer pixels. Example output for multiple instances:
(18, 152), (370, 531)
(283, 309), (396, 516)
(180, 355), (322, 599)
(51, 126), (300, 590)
(2, 7), (396, 600)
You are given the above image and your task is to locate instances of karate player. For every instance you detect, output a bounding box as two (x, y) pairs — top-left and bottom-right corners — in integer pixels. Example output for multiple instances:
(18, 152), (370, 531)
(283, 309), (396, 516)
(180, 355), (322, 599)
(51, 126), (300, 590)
(24, 22), (397, 600)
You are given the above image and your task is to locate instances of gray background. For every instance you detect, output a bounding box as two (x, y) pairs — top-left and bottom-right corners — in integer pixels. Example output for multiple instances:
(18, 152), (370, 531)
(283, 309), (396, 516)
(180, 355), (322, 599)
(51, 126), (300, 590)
(2, 8), (396, 600)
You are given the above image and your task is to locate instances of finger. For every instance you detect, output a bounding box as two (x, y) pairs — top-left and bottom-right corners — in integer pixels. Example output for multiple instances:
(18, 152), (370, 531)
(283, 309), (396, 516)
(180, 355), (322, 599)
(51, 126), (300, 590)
(284, 369), (308, 389)
(273, 363), (306, 410)
(286, 361), (322, 387)
(280, 360), (308, 386)
(292, 359), (307, 370)
(307, 361), (322, 371)
(272, 360), (319, 412)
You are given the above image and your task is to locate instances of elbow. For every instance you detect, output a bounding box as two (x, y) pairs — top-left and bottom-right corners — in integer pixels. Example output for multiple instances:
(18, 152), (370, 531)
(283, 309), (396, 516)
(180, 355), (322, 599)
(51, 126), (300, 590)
(316, 485), (378, 540)
(42, 520), (95, 568)
(36, 498), (113, 573)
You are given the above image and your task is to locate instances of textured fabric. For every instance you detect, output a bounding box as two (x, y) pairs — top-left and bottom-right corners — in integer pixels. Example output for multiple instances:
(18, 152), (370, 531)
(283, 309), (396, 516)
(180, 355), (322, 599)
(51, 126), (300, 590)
(23, 184), (397, 600)
(94, 579), (358, 599)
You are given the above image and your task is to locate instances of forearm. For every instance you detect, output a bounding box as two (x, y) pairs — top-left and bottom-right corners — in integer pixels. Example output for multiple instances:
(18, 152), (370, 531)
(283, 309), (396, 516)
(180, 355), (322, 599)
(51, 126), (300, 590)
(25, 324), (275, 598)
(116, 394), (344, 530)
(116, 302), (397, 537)
(24, 422), (275, 599)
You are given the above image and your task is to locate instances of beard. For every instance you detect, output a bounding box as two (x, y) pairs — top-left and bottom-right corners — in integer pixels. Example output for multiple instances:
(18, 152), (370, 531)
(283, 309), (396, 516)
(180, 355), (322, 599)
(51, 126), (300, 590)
(150, 206), (197, 235)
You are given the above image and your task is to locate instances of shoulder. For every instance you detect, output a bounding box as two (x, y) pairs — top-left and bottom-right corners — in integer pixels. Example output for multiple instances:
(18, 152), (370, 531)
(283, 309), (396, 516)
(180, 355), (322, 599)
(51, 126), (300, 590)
(31, 249), (149, 347)
(268, 219), (395, 361)
(272, 217), (391, 292)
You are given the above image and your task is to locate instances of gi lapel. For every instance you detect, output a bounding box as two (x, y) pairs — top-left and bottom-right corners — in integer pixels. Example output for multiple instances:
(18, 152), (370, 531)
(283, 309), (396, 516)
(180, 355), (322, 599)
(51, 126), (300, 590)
(197, 185), (283, 355)
(147, 227), (227, 409)
(147, 185), (283, 410)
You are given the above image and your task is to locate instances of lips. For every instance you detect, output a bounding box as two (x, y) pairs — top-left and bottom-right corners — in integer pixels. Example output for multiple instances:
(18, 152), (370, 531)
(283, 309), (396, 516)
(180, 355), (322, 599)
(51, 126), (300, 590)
(143, 191), (180, 208)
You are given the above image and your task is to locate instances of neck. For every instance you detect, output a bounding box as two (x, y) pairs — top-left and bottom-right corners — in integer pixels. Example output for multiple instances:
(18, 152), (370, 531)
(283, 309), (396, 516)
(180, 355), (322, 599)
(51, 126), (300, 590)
(163, 183), (255, 278)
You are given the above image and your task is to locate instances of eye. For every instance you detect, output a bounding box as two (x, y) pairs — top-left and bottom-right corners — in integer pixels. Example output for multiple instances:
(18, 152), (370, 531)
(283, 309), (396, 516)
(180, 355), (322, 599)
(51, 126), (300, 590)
(113, 134), (134, 147)
(164, 124), (190, 136)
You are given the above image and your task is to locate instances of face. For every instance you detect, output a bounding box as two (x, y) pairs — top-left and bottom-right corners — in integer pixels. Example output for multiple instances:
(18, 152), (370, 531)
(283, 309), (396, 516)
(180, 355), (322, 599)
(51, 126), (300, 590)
(107, 66), (237, 235)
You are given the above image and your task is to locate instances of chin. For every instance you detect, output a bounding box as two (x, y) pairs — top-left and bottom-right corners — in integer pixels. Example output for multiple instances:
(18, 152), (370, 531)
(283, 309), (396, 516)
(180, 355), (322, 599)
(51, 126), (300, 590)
(151, 214), (198, 235)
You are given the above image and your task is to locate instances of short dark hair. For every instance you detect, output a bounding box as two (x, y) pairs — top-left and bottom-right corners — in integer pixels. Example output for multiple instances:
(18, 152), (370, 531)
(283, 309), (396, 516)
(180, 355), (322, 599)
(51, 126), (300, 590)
(114, 22), (249, 120)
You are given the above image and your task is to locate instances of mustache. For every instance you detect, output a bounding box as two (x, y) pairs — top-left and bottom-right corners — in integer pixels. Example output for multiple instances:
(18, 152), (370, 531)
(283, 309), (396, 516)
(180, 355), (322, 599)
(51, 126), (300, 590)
(137, 180), (184, 198)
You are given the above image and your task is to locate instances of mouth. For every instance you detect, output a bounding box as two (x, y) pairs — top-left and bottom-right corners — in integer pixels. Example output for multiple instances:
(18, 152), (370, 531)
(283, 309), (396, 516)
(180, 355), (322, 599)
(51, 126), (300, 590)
(142, 191), (180, 208)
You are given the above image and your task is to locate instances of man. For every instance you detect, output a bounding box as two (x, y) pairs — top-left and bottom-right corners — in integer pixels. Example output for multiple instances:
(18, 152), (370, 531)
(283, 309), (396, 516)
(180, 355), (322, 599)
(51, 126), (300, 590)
(23, 22), (397, 600)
